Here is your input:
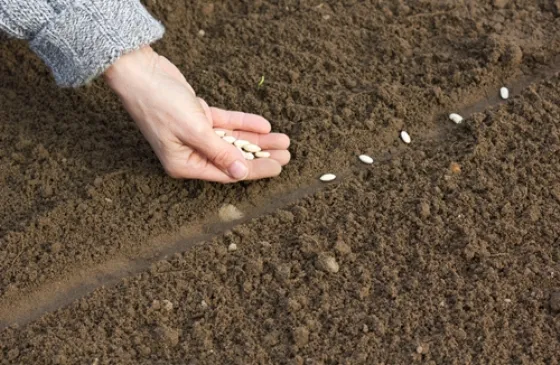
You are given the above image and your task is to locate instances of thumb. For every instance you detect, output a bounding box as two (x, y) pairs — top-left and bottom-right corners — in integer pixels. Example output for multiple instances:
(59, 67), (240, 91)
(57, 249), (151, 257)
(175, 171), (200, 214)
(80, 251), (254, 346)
(193, 128), (250, 180)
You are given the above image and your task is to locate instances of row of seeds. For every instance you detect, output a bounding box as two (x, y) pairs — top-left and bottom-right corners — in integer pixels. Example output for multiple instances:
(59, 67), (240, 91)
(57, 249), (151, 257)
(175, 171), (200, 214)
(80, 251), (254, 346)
(320, 87), (510, 182)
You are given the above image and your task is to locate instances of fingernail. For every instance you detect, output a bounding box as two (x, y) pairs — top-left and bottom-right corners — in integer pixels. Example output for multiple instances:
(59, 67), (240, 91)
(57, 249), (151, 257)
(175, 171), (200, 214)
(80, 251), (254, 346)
(228, 160), (248, 180)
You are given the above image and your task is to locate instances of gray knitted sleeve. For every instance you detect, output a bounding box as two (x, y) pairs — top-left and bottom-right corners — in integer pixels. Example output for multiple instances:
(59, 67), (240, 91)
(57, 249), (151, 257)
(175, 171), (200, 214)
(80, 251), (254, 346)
(0, 0), (165, 87)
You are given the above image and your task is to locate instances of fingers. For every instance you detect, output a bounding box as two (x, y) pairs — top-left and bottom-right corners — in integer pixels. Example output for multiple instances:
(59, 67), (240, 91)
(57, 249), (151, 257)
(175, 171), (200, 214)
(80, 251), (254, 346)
(194, 131), (250, 180)
(189, 158), (284, 183)
(211, 107), (271, 134)
(266, 150), (291, 166)
(164, 151), (286, 183)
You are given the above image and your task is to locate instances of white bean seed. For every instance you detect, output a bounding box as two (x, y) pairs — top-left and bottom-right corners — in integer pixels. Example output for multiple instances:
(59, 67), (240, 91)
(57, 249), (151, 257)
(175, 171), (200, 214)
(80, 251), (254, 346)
(222, 136), (236, 144)
(358, 154), (373, 164)
(234, 139), (250, 148)
(449, 113), (464, 124)
(214, 130), (226, 137)
(500, 87), (509, 100)
(243, 152), (255, 160)
(243, 144), (261, 153)
(400, 131), (411, 144)
(228, 243), (238, 251)
(255, 151), (271, 158)
(320, 173), (336, 182)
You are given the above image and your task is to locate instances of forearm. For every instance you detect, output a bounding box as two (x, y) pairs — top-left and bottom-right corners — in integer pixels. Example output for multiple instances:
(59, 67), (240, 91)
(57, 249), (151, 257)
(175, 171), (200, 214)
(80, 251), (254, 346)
(0, 0), (164, 87)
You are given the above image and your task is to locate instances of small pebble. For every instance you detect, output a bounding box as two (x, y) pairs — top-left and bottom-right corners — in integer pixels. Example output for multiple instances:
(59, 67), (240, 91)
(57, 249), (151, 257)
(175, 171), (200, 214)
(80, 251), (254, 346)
(214, 130), (226, 137)
(243, 144), (262, 153)
(255, 151), (271, 158)
(228, 243), (238, 251)
(319, 173), (336, 182)
(222, 136), (236, 144)
(500, 86), (509, 100)
(93, 177), (103, 187)
(316, 253), (339, 273)
(358, 154), (373, 164)
(218, 204), (244, 222)
(234, 139), (250, 148)
(151, 300), (161, 310)
(243, 152), (255, 160)
(201, 300), (208, 309)
(162, 299), (174, 311)
(450, 162), (461, 174)
(400, 131), (411, 144)
(292, 326), (310, 347)
(449, 113), (464, 124)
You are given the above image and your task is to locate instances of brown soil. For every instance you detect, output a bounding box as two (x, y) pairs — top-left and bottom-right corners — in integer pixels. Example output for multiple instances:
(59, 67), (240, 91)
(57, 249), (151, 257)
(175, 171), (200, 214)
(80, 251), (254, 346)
(1, 0), (560, 364)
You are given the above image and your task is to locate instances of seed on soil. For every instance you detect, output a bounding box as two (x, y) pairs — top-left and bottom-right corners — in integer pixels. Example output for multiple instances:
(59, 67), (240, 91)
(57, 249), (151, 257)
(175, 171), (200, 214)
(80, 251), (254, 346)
(243, 152), (255, 160)
(201, 300), (208, 309)
(234, 139), (250, 148)
(500, 87), (509, 100)
(449, 113), (464, 124)
(319, 173), (336, 182)
(358, 154), (374, 164)
(222, 136), (236, 144)
(228, 243), (238, 251)
(243, 143), (262, 153)
(255, 151), (270, 158)
(316, 253), (339, 273)
(400, 131), (411, 144)
(214, 130), (226, 137)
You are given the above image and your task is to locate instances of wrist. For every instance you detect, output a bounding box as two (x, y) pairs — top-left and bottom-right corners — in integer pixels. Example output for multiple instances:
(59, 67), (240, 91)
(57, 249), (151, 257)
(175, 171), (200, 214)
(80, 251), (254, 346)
(104, 46), (158, 96)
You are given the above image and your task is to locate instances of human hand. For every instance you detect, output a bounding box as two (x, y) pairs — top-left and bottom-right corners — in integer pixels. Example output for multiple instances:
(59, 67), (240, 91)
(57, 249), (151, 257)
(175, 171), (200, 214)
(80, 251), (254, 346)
(103, 46), (290, 183)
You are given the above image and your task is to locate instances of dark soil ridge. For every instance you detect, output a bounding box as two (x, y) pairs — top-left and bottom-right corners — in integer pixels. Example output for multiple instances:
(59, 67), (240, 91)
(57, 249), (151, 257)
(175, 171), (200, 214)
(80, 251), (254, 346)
(2, 59), (559, 330)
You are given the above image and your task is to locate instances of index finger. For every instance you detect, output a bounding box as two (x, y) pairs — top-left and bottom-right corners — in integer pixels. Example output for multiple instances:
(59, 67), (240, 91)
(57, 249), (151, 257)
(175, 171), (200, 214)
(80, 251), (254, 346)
(210, 107), (272, 134)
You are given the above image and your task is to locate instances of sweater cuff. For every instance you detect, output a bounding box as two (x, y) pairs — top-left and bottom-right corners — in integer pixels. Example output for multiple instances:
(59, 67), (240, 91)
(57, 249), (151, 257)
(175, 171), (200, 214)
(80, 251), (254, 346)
(30, 1), (165, 87)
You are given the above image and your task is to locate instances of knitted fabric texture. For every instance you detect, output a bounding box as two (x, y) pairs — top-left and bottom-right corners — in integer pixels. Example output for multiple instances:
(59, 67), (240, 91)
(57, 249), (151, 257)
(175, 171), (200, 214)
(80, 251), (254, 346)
(0, 0), (165, 87)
